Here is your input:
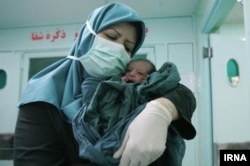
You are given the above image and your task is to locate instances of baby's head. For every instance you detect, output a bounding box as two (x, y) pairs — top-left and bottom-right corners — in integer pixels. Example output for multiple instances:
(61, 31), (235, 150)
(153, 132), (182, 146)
(122, 59), (156, 83)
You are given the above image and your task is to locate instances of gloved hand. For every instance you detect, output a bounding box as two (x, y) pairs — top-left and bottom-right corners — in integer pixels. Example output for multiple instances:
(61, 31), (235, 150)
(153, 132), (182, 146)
(113, 100), (173, 166)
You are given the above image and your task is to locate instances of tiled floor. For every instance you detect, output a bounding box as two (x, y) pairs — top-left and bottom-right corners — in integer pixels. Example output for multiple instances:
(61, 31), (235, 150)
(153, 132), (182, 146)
(0, 160), (13, 166)
(0, 133), (13, 166)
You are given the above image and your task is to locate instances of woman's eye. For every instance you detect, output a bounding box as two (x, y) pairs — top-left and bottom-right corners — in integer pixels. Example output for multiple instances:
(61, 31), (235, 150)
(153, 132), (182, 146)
(104, 33), (133, 53)
(125, 46), (132, 53)
(106, 34), (117, 40)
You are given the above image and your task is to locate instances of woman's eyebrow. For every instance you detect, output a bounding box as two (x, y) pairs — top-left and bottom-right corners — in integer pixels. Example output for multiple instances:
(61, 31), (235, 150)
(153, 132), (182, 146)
(109, 27), (121, 37)
(111, 28), (136, 44)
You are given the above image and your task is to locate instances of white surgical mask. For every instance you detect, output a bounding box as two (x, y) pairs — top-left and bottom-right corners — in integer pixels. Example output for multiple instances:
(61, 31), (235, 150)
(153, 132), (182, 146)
(68, 21), (130, 79)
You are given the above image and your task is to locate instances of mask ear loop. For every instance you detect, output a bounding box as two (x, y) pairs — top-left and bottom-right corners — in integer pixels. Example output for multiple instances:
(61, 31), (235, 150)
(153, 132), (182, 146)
(86, 21), (97, 36)
(67, 21), (97, 60)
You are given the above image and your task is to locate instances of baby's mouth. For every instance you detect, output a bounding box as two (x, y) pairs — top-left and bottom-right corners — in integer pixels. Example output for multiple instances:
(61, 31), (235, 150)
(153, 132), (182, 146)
(127, 79), (134, 83)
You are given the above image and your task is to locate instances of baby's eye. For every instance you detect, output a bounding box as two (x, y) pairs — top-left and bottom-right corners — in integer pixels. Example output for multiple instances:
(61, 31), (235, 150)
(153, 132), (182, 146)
(126, 69), (131, 72)
(138, 72), (145, 76)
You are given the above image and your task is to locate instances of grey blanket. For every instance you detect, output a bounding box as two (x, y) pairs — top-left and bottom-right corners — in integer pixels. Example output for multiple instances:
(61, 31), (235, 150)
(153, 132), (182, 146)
(72, 62), (180, 166)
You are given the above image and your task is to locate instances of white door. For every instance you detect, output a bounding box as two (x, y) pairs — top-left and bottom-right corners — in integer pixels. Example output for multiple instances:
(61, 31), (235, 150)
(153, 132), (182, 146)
(0, 53), (22, 133)
(210, 34), (250, 161)
(20, 51), (67, 94)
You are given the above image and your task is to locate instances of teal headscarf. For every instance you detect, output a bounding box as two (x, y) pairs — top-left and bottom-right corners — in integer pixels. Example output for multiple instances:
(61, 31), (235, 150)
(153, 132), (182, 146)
(71, 2), (145, 56)
(19, 2), (145, 122)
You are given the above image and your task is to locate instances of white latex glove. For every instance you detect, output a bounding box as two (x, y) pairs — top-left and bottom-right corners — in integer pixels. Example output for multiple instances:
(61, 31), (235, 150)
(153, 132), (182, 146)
(113, 100), (173, 166)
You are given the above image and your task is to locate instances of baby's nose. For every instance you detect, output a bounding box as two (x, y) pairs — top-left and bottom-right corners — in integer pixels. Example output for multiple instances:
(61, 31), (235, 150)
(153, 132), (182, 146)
(128, 70), (136, 76)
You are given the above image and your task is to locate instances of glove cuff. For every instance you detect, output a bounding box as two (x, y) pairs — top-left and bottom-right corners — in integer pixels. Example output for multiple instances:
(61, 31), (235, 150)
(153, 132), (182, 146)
(149, 100), (173, 124)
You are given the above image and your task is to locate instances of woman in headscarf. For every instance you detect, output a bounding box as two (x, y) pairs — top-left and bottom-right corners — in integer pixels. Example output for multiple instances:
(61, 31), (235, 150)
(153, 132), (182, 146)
(13, 2), (196, 166)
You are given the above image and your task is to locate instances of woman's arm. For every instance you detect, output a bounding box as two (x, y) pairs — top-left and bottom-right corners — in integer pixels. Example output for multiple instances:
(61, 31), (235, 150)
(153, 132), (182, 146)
(154, 97), (179, 121)
(113, 99), (173, 166)
(114, 84), (196, 166)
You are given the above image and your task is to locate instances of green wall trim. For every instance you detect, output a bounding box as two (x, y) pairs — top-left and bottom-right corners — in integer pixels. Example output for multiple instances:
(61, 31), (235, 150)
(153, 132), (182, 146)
(201, 0), (236, 33)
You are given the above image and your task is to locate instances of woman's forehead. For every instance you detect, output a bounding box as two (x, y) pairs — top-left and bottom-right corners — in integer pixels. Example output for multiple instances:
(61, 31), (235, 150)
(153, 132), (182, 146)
(104, 23), (137, 38)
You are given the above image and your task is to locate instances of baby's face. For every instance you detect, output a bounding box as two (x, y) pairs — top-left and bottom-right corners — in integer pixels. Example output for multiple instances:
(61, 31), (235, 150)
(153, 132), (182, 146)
(124, 61), (151, 83)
